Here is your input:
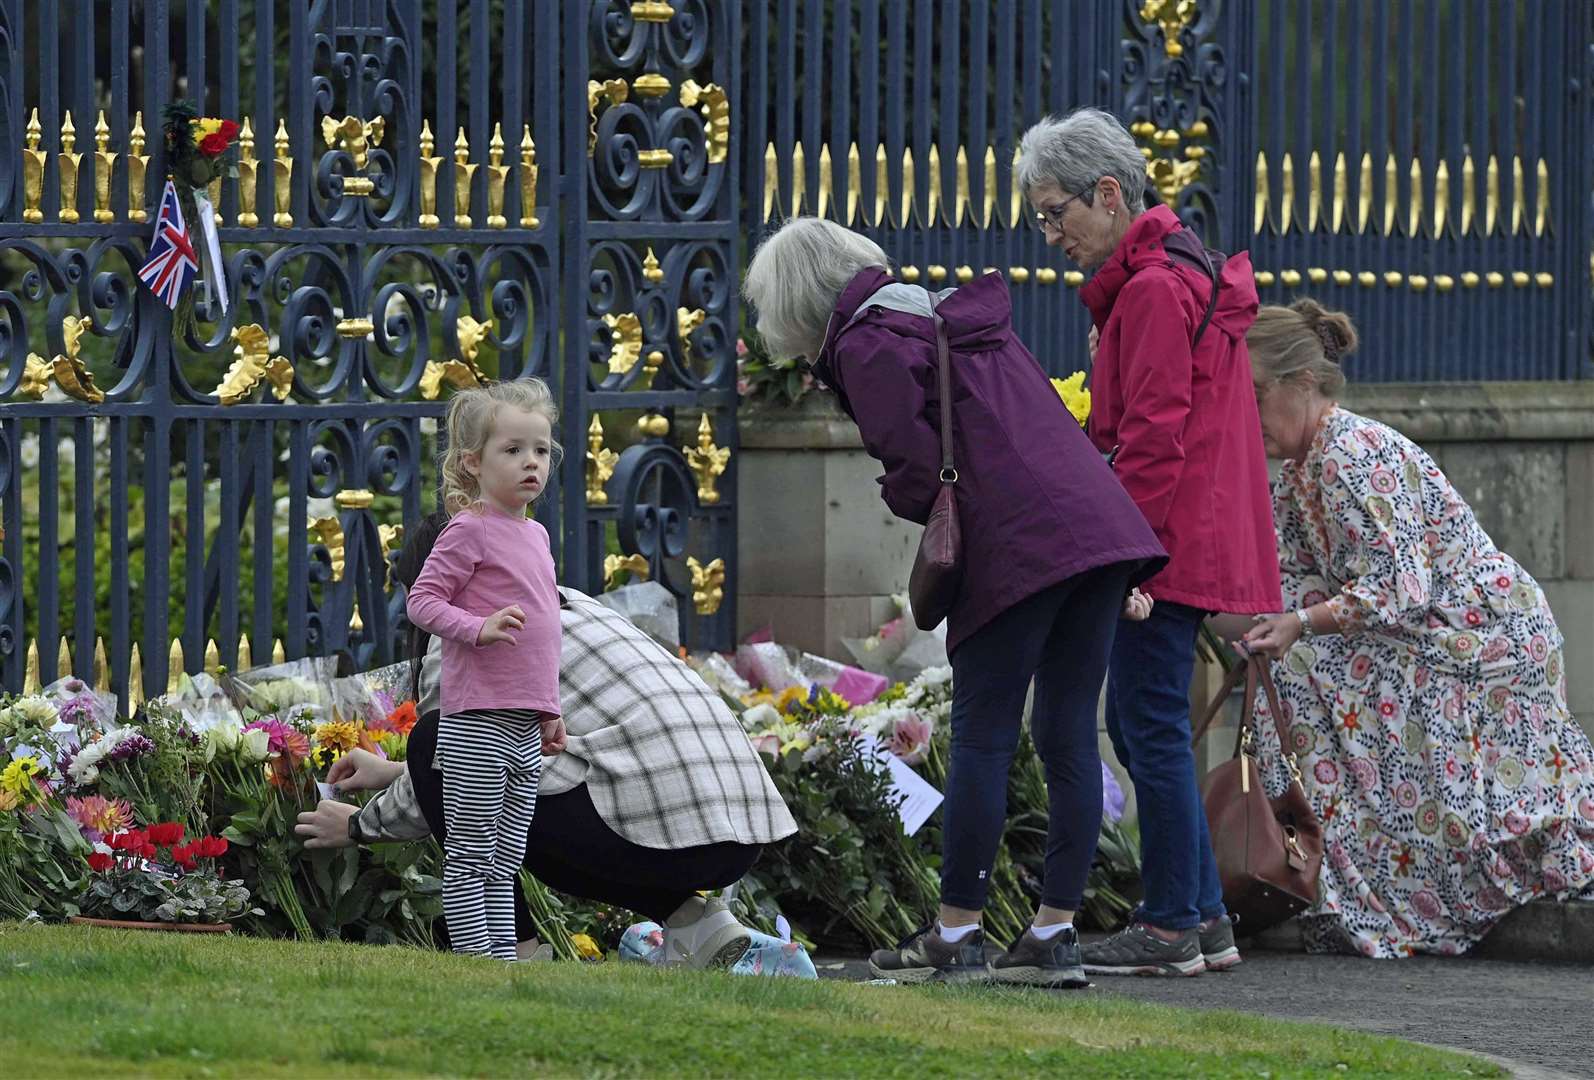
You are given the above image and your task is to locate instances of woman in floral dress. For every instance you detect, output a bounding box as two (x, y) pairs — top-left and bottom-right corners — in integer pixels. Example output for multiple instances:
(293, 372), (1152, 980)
(1236, 299), (1594, 958)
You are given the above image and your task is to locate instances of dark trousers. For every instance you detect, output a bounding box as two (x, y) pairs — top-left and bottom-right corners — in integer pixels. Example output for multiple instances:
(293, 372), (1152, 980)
(409, 711), (761, 931)
(939, 563), (1132, 913)
(1104, 600), (1225, 931)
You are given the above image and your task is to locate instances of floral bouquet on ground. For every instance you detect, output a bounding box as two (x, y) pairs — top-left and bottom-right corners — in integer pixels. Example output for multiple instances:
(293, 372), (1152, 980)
(78, 821), (258, 927)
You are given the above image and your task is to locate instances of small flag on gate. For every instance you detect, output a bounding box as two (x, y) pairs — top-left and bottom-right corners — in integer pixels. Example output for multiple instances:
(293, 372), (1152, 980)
(137, 180), (200, 310)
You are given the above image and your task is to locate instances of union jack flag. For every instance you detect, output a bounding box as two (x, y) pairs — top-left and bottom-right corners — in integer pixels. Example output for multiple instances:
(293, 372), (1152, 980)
(138, 181), (199, 309)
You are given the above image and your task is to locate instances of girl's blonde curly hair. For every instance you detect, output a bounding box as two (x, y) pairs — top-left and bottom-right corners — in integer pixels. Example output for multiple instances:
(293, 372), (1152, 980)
(439, 378), (561, 515)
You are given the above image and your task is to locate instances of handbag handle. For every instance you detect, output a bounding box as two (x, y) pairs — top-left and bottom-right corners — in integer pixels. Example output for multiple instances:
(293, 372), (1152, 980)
(927, 287), (955, 483)
(1190, 651), (1295, 763)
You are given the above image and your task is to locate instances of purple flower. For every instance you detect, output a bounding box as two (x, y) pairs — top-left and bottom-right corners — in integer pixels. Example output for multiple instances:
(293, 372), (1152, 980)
(57, 694), (97, 727)
(1101, 761), (1126, 824)
(108, 732), (155, 762)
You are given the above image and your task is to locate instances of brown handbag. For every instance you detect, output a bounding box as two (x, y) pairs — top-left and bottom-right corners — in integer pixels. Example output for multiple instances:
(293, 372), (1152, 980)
(907, 289), (962, 631)
(1191, 652), (1324, 933)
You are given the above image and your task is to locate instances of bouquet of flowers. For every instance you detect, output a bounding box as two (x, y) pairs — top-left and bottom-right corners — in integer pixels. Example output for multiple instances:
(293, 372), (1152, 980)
(0, 739), (92, 921)
(80, 821), (257, 925)
(159, 100), (240, 334)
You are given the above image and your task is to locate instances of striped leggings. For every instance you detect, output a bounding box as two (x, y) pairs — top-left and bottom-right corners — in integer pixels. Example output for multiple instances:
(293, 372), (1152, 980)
(437, 708), (542, 960)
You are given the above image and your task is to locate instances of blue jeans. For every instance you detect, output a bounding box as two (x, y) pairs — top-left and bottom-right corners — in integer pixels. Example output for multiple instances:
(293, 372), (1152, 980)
(940, 563), (1132, 913)
(1104, 601), (1225, 931)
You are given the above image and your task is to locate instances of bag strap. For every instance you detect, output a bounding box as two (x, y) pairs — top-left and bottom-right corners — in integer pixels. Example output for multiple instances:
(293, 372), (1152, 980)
(1189, 652), (1295, 761)
(1169, 244), (1220, 351)
(927, 287), (955, 482)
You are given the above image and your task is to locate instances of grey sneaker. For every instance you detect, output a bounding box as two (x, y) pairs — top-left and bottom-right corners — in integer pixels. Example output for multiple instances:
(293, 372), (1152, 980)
(868, 925), (989, 984)
(661, 896), (752, 970)
(988, 926), (1089, 989)
(1080, 923), (1205, 977)
(1198, 914), (1241, 972)
(514, 938), (555, 963)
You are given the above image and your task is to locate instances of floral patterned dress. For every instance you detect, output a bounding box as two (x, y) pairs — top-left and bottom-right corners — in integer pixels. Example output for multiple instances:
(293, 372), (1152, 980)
(1252, 408), (1594, 958)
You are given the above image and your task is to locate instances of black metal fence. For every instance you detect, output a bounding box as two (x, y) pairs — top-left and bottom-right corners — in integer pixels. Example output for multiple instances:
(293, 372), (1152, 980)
(0, 0), (1588, 710)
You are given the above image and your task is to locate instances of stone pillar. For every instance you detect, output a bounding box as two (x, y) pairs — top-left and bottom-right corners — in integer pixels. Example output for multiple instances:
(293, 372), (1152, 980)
(736, 395), (920, 660)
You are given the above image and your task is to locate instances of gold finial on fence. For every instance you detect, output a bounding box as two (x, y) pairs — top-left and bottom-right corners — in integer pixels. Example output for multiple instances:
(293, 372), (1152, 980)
(1332, 270), (1353, 286)
(1279, 152), (1294, 234)
(417, 119), (442, 228)
(1331, 152), (1347, 233)
(168, 638), (185, 693)
(272, 639), (286, 665)
(54, 314), (104, 404)
(642, 245), (664, 284)
(790, 142), (806, 215)
(1308, 268), (1328, 284)
(955, 265), (974, 283)
(687, 557), (725, 616)
(586, 415), (618, 506)
(204, 638), (220, 674)
(237, 119), (259, 226)
(1280, 269), (1302, 287)
(273, 120), (294, 227)
(1511, 271), (1530, 288)
(899, 146), (914, 227)
(1461, 155), (1476, 235)
(486, 123), (510, 229)
(1535, 158), (1550, 238)
(603, 311), (642, 376)
(128, 112), (148, 222)
(93, 636), (108, 688)
(58, 110), (82, 223)
(1485, 155), (1499, 236)
(22, 108), (45, 223)
(1433, 160), (1449, 238)
(604, 553), (650, 590)
(899, 265), (920, 282)
(237, 634), (252, 672)
(1434, 274), (1455, 292)
(1008, 267), (1030, 283)
(56, 636), (72, 680)
(1407, 158), (1423, 238)
(1383, 154), (1398, 235)
(631, 3), (676, 25)
(22, 639), (39, 694)
(844, 142), (861, 225)
(639, 349), (665, 390)
(1511, 156), (1525, 235)
(520, 124), (540, 227)
(927, 265), (946, 284)
(953, 146), (970, 227)
(1408, 275), (1428, 291)
(453, 127), (476, 228)
(1306, 151), (1322, 232)
(982, 146), (997, 228)
(1357, 153), (1372, 234)
(763, 142), (778, 222)
(1253, 151), (1269, 234)
(1535, 272), (1554, 288)
(92, 111), (117, 223)
(1011, 146), (1023, 230)
(1461, 271), (1480, 288)
(875, 145), (889, 227)
(925, 144), (942, 225)
(679, 80), (729, 164)
(1383, 271), (1403, 287)
(1358, 271), (1377, 287)
(127, 644), (143, 713)
(816, 143), (833, 220)
(1254, 271), (1276, 287)
(685, 414), (729, 506)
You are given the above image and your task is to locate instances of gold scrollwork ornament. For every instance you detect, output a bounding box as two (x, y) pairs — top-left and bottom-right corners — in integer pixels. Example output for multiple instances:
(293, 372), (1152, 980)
(679, 80), (729, 165)
(216, 323), (273, 405)
(587, 79), (629, 155)
(586, 415), (619, 506)
(309, 517), (346, 582)
(604, 553), (650, 590)
(604, 312), (643, 376)
(687, 557), (725, 616)
(685, 414), (729, 506)
(53, 315), (103, 404)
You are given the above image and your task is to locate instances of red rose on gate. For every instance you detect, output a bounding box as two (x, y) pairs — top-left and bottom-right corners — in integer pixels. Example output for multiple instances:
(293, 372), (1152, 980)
(199, 132), (231, 157)
(217, 119), (239, 141)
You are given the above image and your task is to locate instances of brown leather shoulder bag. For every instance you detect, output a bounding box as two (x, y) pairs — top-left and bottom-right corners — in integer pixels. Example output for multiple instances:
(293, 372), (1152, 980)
(1191, 652), (1325, 933)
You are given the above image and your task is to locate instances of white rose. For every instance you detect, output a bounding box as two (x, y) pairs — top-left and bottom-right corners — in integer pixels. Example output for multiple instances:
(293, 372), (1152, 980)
(739, 703), (782, 730)
(209, 721), (242, 751)
(239, 727), (271, 763)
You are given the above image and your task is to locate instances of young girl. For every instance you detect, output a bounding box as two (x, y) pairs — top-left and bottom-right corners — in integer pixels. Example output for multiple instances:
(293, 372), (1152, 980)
(406, 379), (565, 961)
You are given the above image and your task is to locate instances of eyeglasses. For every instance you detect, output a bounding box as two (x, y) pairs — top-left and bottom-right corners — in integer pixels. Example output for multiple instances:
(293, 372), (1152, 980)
(1031, 184), (1097, 232)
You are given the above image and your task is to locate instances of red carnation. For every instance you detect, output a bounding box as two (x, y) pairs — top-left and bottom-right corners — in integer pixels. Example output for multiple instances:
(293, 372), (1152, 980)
(86, 852), (113, 872)
(199, 131), (231, 157)
(147, 822), (185, 847)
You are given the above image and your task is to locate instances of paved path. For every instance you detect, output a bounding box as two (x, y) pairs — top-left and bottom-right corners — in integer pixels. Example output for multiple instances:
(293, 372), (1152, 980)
(815, 948), (1594, 1078)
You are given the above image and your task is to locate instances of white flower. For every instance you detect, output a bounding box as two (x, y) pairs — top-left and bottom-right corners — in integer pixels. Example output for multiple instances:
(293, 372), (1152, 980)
(739, 703), (782, 732)
(239, 727), (271, 763)
(18, 434), (39, 469)
(13, 696), (59, 726)
(205, 721), (242, 762)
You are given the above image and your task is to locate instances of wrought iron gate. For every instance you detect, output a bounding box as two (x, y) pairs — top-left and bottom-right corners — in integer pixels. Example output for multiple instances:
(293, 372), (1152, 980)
(0, 0), (739, 709)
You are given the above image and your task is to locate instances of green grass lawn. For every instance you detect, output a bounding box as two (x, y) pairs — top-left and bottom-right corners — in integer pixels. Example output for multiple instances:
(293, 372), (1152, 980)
(0, 922), (1495, 1078)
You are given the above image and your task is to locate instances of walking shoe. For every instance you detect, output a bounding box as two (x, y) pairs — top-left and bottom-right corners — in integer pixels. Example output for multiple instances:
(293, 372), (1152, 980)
(868, 924), (989, 984)
(661, 896), (753, 970)
(1198, 914), (1242, 972)
(514, 937), (555, 963)
(1080, 923), (1205, 977)
(988, 926), (1090, 989)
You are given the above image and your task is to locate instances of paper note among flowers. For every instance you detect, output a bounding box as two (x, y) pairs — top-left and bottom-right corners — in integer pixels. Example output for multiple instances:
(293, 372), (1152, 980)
(855, 735), (943, 837)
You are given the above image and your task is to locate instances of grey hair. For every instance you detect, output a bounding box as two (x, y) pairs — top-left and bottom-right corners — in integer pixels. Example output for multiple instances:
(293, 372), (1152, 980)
(1015, 107), (1148, 216)
(742, 217), (891, 361)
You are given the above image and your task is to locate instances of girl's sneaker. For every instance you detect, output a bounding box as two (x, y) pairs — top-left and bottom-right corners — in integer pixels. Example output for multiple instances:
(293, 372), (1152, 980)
(662, 896), (753, 970)
(988, 926), (1090, 989)
(868, 925), (989, 984)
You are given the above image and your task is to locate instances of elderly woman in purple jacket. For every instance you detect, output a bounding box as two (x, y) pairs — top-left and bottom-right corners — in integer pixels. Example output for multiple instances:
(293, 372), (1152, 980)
(744, 218), (1166, 987)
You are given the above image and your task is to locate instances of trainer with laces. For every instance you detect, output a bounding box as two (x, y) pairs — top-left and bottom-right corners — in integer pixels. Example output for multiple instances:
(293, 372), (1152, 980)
(868, 924), (990, 984)
(661, 895), (753, 970)
(988, 924), (1090, 988)
(1198, 913), (1241, 971)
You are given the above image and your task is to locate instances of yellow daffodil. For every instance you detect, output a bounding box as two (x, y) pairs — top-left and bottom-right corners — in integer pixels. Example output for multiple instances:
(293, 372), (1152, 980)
(1051, 371), (1091, 426)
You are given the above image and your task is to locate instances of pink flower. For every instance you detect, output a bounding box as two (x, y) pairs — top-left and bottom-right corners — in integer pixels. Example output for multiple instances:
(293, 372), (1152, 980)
(889, 714), (932, 765)
(66, 795), (134, 838)
(736, 338), (749, 358)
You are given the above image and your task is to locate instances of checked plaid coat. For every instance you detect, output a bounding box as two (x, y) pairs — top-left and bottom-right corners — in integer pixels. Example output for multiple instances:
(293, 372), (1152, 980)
(357, 588), (796, 851)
